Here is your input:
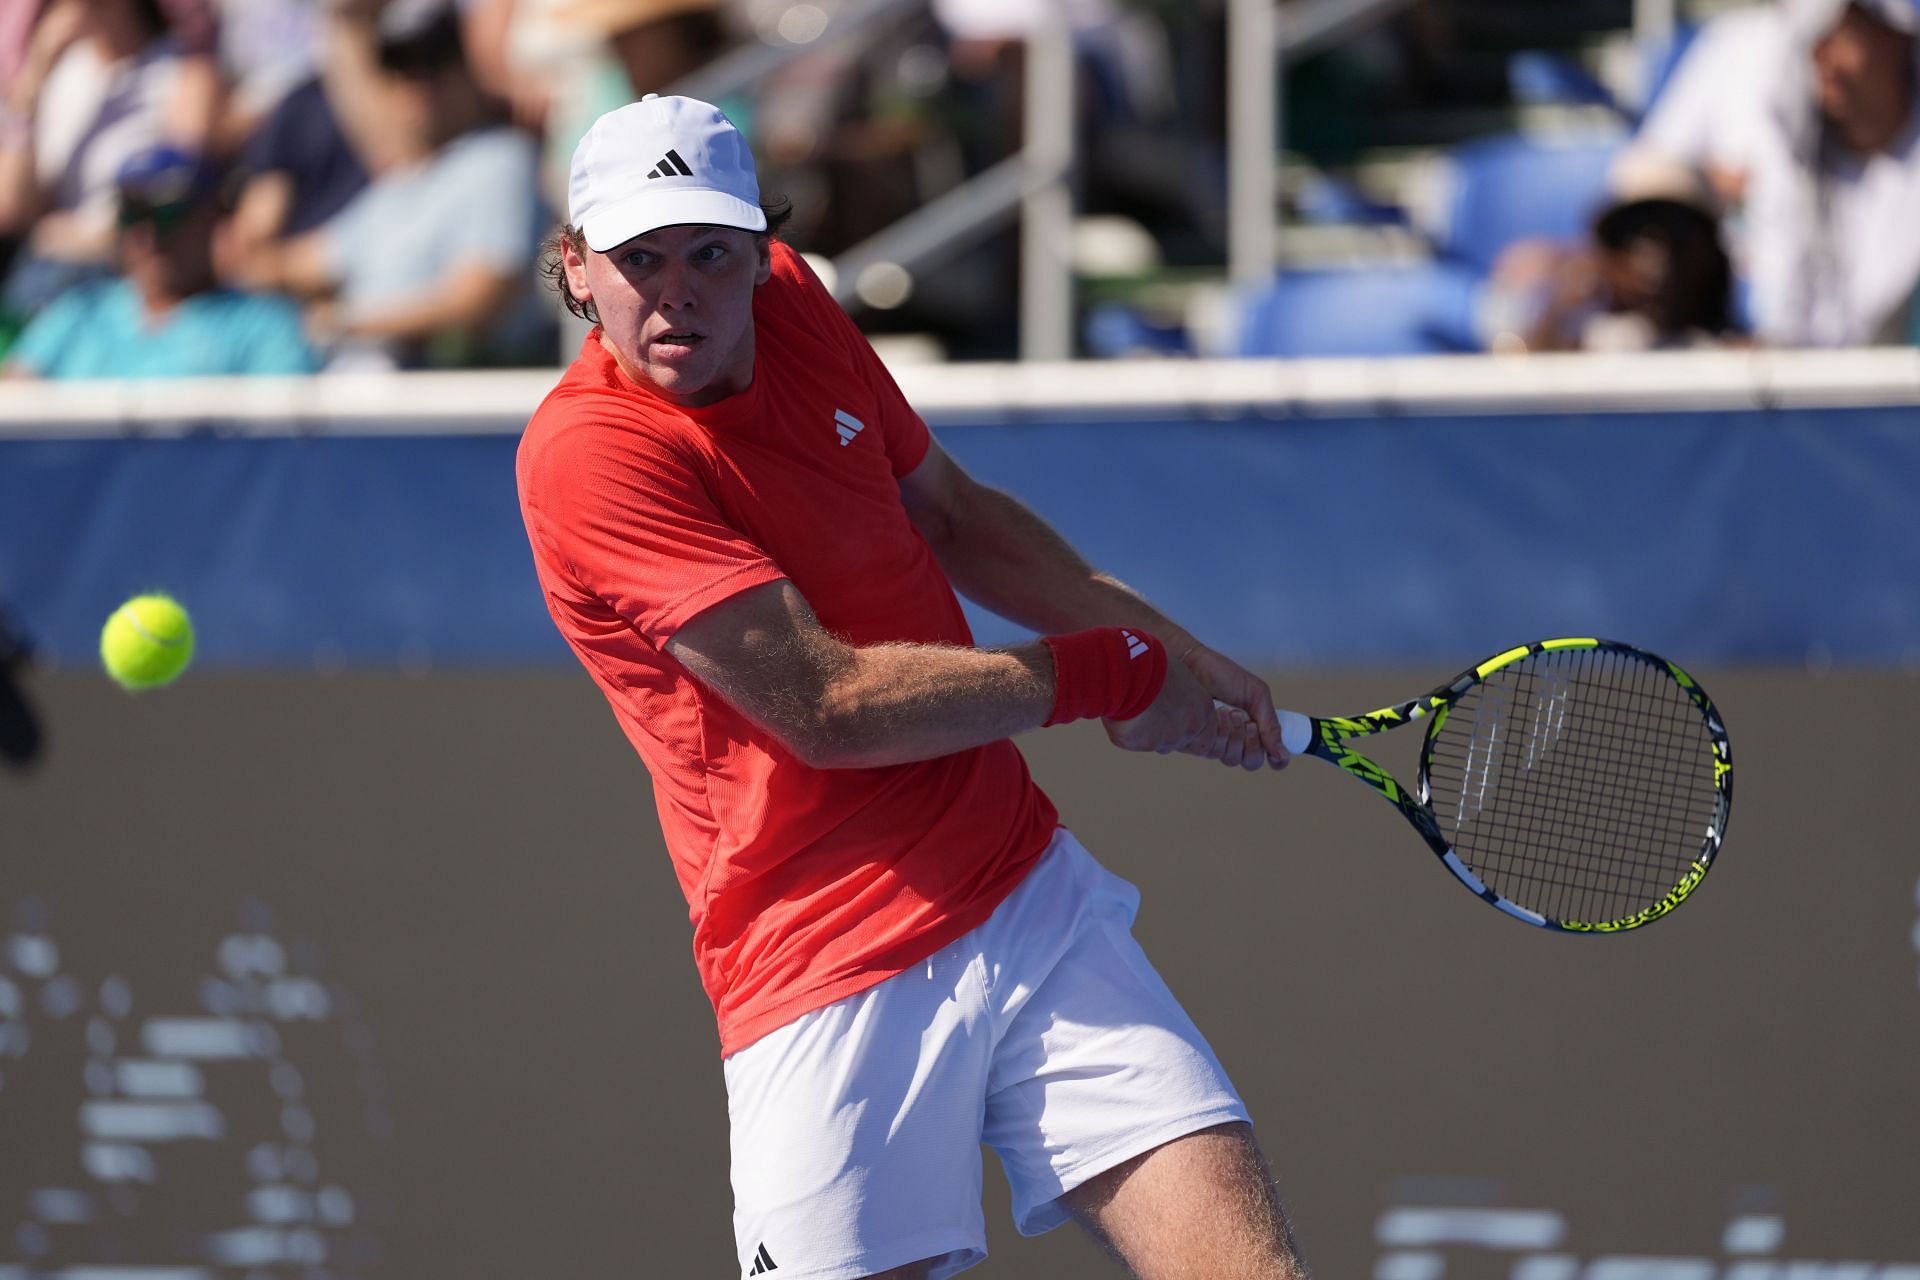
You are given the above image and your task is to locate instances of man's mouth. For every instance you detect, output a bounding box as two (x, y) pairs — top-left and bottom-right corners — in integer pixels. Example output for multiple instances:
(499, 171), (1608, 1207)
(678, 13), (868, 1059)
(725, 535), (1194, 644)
(654, 329), (703, 347)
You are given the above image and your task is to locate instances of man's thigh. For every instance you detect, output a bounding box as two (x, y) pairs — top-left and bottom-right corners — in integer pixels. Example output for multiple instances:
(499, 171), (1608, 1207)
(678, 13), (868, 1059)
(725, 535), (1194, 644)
(1060, 1122), (1310, 1280)
(722, 935), (994, 1280)
(979, 832), (1250, 1238)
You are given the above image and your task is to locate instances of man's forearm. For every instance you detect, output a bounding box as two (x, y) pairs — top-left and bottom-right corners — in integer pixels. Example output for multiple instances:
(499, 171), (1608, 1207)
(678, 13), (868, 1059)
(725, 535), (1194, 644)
(929, 481), (1196, 653)
(804, 639), (1055, 768)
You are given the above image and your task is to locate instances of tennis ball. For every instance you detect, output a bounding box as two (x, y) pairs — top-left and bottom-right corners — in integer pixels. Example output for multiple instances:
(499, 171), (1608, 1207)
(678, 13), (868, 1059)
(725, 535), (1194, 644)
(100, 593), (195, 691)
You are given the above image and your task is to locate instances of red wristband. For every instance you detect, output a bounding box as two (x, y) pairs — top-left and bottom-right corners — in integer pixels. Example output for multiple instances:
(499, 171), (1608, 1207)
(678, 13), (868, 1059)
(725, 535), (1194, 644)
(1042, 627), (1168, 726)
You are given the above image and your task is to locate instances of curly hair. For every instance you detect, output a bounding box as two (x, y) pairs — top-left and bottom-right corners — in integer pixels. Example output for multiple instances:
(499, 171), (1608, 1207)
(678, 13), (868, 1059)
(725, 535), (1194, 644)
(538, 198), (794, 326)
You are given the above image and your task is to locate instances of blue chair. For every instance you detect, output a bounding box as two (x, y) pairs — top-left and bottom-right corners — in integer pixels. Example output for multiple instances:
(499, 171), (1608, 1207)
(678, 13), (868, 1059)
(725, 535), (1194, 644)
(1508, 51), (1622, 112)
(1234, 263), (1484, 358)
(1432, 132), (1624, 274)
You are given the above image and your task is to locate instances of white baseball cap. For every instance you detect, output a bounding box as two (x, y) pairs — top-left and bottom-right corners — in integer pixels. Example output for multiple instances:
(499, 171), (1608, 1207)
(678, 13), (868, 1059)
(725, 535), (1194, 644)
(1783, 0), (1918, 43)
(568, 94), (767, 253)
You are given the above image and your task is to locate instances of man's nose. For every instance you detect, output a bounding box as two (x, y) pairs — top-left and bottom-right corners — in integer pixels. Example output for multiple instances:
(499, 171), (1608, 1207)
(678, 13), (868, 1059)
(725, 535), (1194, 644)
(657, 258), (697, 310)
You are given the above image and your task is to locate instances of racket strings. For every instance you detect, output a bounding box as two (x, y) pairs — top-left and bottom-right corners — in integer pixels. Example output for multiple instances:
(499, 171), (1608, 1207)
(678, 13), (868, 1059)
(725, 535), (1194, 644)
(1422, 647), (1720, 925)
(1473, 655), (1710, 919)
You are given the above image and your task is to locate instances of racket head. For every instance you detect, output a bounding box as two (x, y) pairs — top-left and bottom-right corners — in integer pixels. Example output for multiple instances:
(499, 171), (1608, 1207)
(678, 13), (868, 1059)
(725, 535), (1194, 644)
(1415, 638), (1732, 933)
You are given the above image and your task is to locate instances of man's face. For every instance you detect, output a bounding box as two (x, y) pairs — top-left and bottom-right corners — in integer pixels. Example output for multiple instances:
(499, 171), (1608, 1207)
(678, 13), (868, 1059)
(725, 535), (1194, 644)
(1813, 5), (1914, 141)
(120, 200), (219, 302)
(564, 224), (772, 408)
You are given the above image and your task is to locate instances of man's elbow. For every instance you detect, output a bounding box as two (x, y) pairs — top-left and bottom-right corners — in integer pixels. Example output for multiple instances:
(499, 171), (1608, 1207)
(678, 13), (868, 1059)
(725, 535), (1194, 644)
(781, 690), (889, 770)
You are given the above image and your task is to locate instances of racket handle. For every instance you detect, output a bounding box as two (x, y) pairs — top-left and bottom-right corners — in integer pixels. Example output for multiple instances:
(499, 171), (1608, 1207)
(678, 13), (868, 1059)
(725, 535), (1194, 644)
(1276, 709), (1313, 757)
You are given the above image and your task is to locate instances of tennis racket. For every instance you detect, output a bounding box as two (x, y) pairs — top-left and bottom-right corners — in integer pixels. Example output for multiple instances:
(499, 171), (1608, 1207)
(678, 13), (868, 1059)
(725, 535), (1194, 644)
(1274, 638), (1732, 933)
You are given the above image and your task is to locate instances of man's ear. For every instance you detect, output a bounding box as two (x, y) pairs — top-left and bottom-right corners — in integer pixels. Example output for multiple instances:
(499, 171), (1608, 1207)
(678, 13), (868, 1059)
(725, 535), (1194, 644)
(561, 237), (594, 307)
(754, 235), (773, 286)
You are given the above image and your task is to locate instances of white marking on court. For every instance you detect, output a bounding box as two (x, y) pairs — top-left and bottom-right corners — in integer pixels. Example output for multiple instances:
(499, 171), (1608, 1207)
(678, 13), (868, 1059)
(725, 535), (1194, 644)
(1580, 1260), (1715, 1280)
(1375, 1207), (1565, 1250)
(115, 1060), (205, 1098)
(82, 1144), (156, 1182)
(1722, 1214), (1785, 1254)
(80, 1100), (224, 1141)
(1510, 1258), (1579, 1280)
(27, 1189), (93, 1222)
(141, 1018), (254, 1058)
(1373, 1250), (1445, 1280)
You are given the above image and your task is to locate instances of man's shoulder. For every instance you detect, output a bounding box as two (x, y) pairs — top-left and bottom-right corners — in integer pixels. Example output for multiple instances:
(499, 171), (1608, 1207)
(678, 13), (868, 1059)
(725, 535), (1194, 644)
(755, 241), (862, 352)
(9, 281), (129, 375)
(27, 279), (135, 339)
(522, 345), (688, 475)
(762, 240), (831, 305)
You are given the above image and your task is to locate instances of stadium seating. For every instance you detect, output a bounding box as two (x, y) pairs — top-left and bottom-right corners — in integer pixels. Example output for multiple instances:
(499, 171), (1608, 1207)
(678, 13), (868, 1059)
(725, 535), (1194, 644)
(1233, 262), (1483, 358)
(1427, 131), (1624, 274)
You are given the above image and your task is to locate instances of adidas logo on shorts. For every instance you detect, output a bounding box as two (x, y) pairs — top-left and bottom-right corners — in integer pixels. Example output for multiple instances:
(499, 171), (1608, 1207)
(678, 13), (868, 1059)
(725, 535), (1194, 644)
(746, 1242), (778, 1274)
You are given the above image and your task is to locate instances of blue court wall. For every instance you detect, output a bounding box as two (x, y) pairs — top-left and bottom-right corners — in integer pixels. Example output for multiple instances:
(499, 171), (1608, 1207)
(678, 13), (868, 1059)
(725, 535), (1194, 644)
(2, 404), (1915, 668)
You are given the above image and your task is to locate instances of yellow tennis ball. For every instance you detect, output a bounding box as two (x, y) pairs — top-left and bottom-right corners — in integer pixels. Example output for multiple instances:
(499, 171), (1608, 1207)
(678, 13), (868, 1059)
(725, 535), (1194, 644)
(100, 593), (196, 691)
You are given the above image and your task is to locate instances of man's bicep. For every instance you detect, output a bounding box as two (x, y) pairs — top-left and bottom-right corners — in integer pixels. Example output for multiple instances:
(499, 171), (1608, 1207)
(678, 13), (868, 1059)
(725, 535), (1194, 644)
(665, 579), (844, 743)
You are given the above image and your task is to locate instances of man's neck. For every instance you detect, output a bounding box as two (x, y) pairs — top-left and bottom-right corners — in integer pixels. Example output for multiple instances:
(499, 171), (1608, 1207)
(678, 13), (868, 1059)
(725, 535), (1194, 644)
(136, 283), (191, 325)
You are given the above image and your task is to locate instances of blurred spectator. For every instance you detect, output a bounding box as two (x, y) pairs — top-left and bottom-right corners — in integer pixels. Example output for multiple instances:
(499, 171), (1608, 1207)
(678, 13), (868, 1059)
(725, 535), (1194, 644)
(206, 0), (326, 153)
(1498, 190), (1739, 354)
(535, 0), (733, 207)
(0, 0), (222, 320)
(1750, 0), (1920, 345)
(1619, 2), (1791, 212)
(3, 145), (318, 378)
(752, 7), (954, 255)
(568, 0), (726, 94)
(2, 1), (45, 91)
(216, 70), (371, 289)
(463, 0), (561, 131)
(236, 1), (552, 368)
(1619, 0), (1920, 347)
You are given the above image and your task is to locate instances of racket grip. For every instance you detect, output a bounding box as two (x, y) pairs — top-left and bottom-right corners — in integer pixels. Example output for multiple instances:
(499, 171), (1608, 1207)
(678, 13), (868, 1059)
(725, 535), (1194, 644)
(1276, 710), (1313, 757)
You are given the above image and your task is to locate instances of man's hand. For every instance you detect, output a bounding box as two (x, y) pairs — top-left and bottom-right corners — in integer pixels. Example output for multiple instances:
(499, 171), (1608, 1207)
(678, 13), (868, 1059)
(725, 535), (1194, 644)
(1185, 643), (1290, 768)
(1105, 642), (1290, 771)
(1102, 654), (1215, 755)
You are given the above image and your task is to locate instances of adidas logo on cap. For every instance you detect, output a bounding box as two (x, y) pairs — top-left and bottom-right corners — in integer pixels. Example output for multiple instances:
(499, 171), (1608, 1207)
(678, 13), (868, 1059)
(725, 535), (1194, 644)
(647, 149), (694, 180)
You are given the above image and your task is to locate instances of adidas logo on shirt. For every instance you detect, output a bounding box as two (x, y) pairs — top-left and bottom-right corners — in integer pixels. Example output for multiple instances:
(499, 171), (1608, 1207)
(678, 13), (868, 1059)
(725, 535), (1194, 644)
(834, 409), (865, 447)
(646, 149), (694, 179)
(746, 1243), (778, 1274)
(1120, 629), (1149, 659)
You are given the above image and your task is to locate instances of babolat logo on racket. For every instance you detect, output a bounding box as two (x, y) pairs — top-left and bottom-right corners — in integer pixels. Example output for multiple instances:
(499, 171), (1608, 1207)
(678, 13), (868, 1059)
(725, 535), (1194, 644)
(1561, 858), (1711, 933)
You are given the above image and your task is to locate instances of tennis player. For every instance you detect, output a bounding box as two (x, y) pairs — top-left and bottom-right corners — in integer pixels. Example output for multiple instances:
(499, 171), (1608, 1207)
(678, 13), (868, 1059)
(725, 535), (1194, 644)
(517, 94), (1309, 1280)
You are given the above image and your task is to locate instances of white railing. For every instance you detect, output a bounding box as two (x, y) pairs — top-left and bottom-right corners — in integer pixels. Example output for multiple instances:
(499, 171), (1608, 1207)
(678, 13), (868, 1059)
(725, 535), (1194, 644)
(5, 348), (1920, 436)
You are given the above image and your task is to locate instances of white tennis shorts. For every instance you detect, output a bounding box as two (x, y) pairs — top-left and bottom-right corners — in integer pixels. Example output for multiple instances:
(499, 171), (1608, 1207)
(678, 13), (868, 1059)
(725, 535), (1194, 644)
(721, 827), (1250, 1280)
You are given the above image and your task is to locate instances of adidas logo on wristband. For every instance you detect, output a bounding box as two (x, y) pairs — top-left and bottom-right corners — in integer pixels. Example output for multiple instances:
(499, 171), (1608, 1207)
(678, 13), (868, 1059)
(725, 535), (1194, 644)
(1043, 627), (1168, 726)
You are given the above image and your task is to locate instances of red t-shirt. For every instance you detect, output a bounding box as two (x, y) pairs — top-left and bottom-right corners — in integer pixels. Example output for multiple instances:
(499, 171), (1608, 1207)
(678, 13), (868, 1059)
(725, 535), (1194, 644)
(516, 243), (1059, 1055)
